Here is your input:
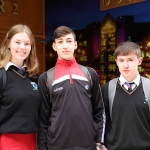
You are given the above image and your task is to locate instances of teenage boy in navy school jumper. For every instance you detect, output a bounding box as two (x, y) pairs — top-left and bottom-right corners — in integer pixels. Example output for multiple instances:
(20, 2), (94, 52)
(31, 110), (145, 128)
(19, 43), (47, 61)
(37, 26), (107, 150)
(102, 41), (150, 150)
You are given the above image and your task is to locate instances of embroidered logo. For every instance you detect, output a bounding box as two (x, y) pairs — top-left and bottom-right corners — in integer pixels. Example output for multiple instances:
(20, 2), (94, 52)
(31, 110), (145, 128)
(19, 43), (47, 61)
(54, 87), (63, 92)
(85, 85), (89, 90)
(144, 98), (148, 104)
(30, 82), (38, 90)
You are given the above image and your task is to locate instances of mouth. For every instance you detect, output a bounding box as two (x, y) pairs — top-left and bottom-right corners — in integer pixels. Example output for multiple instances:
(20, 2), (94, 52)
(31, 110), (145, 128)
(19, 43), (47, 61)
(62, 51), (70, 54)
(123, 70), (130, 74)
(16, 51), (26, 54)
(16, 51), (26, 56)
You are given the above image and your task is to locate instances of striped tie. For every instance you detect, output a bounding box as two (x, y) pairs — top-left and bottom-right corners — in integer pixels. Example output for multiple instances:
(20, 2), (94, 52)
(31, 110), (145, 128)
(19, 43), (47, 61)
(19, 67), (25, 72)
(18, 67), (26, 75)
(125, 82), (134, 92)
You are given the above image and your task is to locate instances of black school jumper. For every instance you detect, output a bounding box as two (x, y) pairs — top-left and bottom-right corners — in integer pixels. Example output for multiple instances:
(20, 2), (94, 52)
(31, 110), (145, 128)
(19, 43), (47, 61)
(102, 81), (150, 150)
(0, 66), (41, 133)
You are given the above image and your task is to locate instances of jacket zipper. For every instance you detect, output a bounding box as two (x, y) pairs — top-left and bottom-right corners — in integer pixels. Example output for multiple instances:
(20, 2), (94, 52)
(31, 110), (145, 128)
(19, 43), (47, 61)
(66, 60), (73, 84)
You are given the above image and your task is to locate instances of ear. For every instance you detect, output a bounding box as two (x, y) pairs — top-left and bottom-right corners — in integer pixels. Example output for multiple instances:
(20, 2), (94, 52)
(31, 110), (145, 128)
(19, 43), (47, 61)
(138, 57), (143, 65)
(74, 41), (77, 51)
(8, 43), (10, 49)
(115, 59), (118, 66)
(52, 42), (56, 52)
(7, 44), (11, 50)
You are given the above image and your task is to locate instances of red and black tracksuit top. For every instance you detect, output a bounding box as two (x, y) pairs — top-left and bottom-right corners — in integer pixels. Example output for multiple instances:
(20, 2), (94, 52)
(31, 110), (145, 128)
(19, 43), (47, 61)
(37, 58), (105, 150)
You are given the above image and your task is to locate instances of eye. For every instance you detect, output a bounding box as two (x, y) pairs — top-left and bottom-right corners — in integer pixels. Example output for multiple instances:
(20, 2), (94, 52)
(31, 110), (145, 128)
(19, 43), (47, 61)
(25, 43), (30, 46)
(118, 59), (123, 62)
(128, 59), (133, 61)
(16, 41), (20, 44)
(58, 41), (62, 43)
(67, 40), (72, 43)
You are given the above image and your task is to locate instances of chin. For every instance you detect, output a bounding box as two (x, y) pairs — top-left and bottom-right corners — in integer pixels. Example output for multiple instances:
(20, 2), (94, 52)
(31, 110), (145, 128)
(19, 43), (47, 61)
(64, 57), (72, 60)
(17, 57), (27, 61)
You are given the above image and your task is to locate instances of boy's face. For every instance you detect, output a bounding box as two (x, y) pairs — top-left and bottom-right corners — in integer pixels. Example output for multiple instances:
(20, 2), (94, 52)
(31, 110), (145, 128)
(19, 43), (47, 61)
(115, 53), (143, 82)
(52, 33), (77, 60)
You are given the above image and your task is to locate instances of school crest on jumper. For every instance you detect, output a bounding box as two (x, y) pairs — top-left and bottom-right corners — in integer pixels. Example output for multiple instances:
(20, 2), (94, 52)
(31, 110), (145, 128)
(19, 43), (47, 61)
(30, 82), (38, 90)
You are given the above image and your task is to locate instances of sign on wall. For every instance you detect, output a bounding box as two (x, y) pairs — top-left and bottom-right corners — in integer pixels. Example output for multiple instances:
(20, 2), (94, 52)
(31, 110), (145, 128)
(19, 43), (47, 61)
(0, 0), (19, 15)
(100, 0), (146, 11)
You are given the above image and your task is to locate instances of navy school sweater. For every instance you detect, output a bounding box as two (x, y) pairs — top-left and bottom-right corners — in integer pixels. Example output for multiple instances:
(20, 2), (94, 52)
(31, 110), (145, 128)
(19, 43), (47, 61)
(102, 81), (150, 150)
(0, 66), (42, 133)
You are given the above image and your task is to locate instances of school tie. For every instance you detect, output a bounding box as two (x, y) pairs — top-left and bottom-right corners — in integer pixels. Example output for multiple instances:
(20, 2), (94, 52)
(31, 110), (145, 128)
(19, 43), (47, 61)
(125, 82), (134, 92)
(19, 67), (25, 72)
(18, 67), (26, 75)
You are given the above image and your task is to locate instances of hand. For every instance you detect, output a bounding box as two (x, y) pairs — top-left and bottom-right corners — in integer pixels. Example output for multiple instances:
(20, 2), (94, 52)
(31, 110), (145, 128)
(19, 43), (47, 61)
(96, 147), (100, 150)
(102, 147), (108, 150)
(96, 146), (108, 150)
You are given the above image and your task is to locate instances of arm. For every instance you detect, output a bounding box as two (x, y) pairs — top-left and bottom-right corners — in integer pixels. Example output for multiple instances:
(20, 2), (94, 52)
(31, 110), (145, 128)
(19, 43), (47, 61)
(88, 68), (106, 143)
(37, 72), (51, 150)
(101, 83), (111, 136)
(101, 82), (110, 150)
(101, 83), (110, 117)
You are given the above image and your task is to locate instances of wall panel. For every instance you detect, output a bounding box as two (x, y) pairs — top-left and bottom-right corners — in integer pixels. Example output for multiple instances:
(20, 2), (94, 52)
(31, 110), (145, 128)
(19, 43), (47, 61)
(0, 0), (45, 74)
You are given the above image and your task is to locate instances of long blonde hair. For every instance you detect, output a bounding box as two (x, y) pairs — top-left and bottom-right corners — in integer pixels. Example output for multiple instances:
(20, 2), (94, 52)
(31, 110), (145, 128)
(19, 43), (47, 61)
(0, 24), (39, 77)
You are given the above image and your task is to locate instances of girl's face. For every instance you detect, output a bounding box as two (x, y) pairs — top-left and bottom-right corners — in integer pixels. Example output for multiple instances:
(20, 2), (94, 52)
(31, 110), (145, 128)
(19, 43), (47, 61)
(8, 32), (31, 66)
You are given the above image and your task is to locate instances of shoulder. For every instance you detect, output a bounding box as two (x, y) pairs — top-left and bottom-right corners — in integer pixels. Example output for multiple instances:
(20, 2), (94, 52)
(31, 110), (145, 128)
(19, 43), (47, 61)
(39, 72), (47, 81)
(101, 78), (118, 92)
(86, 67), (97, 76)
(101, 82), (109, 92)
(0, 67), (6, 72)
(141, 76), (150, 82)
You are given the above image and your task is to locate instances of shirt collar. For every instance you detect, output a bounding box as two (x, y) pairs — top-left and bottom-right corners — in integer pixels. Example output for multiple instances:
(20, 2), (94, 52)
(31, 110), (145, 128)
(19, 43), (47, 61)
(119, 73), (140, 86)
(4, 62), (27, 71)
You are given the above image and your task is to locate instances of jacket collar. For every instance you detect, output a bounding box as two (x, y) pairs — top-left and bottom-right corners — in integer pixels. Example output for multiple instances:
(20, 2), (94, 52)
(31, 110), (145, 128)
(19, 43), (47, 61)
(56, 57), (77, 67)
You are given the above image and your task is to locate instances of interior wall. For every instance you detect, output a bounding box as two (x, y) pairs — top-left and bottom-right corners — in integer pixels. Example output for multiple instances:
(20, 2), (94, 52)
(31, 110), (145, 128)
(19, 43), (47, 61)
(0, 0), (45, 74)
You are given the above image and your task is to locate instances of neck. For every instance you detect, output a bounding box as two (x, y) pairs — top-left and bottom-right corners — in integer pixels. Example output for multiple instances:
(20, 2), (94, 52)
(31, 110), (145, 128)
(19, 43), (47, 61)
(124, 73), (139, 83)
(10, 60), (24, 68)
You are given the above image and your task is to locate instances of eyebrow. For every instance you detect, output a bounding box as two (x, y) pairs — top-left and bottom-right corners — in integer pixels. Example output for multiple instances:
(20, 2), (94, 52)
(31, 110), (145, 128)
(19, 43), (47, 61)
(117, 57), (135, 60)
(57, 37), (73, 40)
(14, 39), (30, 42)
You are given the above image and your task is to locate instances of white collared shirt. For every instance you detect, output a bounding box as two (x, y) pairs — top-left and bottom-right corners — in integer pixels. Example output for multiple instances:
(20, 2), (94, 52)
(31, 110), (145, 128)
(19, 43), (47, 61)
(4, 62), (27, 71)
(119, 74), (140, 90)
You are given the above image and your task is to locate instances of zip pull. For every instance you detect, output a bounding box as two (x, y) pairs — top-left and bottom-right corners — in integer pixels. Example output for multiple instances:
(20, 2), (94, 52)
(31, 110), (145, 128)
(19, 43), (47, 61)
(66, 60), (73, 84)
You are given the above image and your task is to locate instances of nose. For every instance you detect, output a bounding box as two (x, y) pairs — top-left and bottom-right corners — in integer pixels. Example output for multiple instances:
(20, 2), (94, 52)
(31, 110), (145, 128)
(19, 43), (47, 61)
(20, 43), (25, 49)
(63, 41), (67, 48)
(123, 61), (129, 68)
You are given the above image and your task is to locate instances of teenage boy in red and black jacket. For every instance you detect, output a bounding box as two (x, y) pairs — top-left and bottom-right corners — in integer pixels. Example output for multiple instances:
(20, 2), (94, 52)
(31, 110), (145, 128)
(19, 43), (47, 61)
(37, 26), (107, 150)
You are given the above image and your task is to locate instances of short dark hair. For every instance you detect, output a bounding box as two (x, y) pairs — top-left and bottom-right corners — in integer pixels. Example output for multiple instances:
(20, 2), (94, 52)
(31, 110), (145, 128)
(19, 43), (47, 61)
(53, 26), (76, 41)
(114, 41), (141, 58)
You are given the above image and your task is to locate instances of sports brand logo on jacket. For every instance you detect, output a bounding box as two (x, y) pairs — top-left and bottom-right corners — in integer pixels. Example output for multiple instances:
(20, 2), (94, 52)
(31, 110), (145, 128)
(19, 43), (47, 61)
(85, 84), (89, 90)
(54, 87), (63, 92)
